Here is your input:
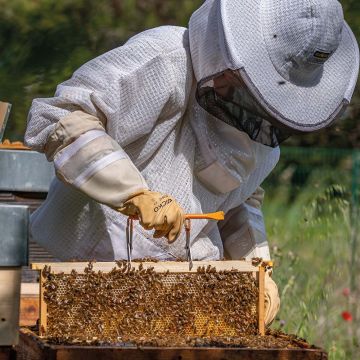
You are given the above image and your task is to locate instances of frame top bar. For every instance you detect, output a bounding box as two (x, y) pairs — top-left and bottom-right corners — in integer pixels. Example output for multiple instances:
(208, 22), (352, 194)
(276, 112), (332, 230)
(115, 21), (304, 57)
(31, 261), (260, 274)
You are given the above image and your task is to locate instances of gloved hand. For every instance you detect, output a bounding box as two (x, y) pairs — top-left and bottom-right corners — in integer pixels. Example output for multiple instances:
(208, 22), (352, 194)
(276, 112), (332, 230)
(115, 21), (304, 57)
(118, 190), (184, 243)
(264, 272), (281, 326)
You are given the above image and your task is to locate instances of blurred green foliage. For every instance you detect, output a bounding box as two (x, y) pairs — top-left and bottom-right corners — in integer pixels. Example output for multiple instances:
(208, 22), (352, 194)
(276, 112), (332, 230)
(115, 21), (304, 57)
(263, 147), (360, 359)
(0, 0), (359, 144)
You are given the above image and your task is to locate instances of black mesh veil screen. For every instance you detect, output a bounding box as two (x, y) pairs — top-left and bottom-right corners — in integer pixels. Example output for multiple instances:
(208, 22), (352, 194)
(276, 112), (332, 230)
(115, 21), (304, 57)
(196, 70), (291, 148)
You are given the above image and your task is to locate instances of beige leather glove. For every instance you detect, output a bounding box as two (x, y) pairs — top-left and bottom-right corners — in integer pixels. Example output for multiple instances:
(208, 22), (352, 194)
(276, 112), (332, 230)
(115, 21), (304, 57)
(118, 190), (185, 243)
(264, 272), (280, 326)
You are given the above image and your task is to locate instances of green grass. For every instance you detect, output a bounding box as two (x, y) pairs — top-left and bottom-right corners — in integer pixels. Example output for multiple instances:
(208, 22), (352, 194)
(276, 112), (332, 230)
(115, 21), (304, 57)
(262, 156), (360, 359)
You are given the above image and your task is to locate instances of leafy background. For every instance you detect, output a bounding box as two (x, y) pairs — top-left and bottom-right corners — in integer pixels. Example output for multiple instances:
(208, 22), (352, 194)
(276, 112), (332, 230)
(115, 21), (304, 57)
(0, 1), (359, 359)
(262, 148), (360, 359)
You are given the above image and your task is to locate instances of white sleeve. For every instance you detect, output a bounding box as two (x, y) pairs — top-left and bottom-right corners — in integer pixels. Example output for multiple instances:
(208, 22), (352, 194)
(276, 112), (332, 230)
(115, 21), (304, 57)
(24, 31), (181, 153)
(219, 187), (271, 260)
(24, 30), (186, 207)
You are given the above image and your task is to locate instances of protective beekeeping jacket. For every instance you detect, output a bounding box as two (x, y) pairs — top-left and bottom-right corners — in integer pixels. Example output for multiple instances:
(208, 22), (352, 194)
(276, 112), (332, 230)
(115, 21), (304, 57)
(25, 1), (280, 262)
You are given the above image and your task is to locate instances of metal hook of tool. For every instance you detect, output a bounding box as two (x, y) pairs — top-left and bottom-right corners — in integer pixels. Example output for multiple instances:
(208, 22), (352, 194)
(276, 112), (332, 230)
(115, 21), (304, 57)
(126, 216), (134, 266)
(125, 211), (225, 268)
(184, 218), (193, 270)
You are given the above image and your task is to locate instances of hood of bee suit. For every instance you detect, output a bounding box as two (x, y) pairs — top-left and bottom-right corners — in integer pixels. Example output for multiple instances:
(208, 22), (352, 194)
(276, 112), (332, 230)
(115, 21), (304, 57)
(188, 0), (359, 135)
(188, 0), (280, 195)
(189, 0), (229, 87)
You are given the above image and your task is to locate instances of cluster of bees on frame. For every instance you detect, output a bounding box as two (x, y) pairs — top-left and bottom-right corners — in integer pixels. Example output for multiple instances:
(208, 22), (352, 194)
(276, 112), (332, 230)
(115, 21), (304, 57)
(41, 261), (259, 345)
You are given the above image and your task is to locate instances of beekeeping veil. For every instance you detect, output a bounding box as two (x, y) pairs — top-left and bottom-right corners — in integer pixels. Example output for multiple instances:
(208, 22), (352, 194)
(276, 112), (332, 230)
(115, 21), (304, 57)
(189, 0), (359, 147)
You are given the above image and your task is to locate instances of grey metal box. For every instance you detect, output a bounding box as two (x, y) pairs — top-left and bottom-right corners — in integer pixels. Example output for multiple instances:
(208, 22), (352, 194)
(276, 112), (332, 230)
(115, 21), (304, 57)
(0, 150), (54, 192)
(0, 205), (29, 266)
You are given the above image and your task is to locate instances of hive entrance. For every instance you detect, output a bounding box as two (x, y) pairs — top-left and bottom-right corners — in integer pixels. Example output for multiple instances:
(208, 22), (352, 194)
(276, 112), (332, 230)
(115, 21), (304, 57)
(32, 260), (266, 344)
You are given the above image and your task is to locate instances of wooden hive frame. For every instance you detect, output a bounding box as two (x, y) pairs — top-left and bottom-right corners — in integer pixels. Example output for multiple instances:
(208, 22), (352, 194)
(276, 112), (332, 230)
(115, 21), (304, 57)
(31, 260), (269, 339)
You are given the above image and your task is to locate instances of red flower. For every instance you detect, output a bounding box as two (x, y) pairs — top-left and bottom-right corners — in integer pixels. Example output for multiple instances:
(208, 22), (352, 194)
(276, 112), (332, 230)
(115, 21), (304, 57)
(342, 288), (350, 297)
(341, 311), (353, 322)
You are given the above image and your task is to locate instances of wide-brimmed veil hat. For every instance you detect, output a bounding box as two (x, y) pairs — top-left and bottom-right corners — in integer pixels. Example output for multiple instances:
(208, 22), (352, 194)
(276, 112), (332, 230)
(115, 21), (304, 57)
(189, 0), (359, 134)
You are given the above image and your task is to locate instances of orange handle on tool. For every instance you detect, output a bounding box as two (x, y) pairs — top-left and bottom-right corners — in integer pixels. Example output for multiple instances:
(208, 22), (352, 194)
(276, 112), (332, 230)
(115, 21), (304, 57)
(185, 211), (224, 221)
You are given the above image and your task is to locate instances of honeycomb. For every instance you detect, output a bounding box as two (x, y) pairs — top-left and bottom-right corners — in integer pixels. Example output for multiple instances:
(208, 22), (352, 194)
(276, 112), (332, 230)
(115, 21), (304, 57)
(41, 262), (259, 343)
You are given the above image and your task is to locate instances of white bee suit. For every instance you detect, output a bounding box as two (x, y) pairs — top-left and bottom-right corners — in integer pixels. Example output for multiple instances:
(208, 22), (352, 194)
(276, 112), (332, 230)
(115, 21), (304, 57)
(25, 5), (280, 262)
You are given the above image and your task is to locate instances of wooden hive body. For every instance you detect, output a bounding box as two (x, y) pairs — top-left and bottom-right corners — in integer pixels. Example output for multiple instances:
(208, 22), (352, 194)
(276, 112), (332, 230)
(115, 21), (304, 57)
(31, 261), (267, 343)
(16, 327), (329, 360)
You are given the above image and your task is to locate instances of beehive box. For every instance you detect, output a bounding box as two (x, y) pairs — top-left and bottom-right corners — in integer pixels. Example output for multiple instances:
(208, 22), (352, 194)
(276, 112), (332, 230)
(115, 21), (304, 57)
(16, 327), (329, 360)
(31, 260), (268, 344)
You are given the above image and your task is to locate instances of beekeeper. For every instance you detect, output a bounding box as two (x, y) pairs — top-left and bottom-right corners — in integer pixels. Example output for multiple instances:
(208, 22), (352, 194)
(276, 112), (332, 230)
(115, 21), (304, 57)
(25, 0), (359, 325)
